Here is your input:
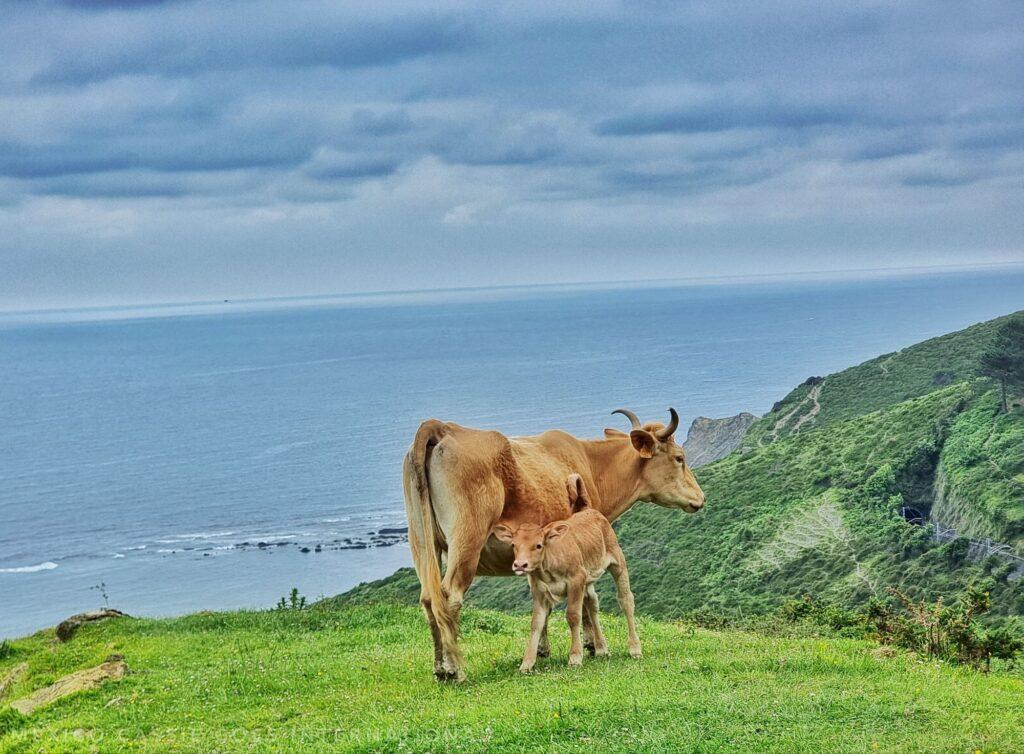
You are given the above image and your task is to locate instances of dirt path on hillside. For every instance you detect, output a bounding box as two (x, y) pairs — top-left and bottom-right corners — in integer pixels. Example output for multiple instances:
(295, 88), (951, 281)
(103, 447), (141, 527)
(766, 381), (823, 442)
(791, 383), (822, 432)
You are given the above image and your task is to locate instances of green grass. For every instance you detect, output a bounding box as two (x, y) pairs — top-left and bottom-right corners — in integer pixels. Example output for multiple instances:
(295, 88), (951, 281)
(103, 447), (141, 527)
(2, 604), (1022, 753)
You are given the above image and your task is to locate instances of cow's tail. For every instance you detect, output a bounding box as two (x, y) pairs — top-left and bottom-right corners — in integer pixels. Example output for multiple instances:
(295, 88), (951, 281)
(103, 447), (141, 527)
(406, 420), (461, 665)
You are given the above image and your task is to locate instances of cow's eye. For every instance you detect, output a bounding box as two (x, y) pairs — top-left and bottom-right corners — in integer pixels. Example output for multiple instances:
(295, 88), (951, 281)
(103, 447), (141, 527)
(674, 456), (685, 464)
(535, 543), (542, 550)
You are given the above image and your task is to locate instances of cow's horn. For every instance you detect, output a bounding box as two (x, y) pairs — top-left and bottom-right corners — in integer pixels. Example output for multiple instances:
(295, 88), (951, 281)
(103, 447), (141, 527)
(656, 408), (679, 440)
(612, 408), (641, 430)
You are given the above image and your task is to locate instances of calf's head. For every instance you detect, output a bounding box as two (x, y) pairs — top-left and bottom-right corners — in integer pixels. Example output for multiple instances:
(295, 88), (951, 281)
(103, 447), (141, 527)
(492, 521), (570, 575)
(611, 407), (705, 513)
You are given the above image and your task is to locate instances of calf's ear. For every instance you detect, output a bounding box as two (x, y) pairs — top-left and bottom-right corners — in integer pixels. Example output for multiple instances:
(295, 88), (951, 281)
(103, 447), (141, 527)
(491, 524), (515, 543)
(544, 522), (570, 541)
(566, 474), (591, 512)
(629, 429), (657, 458)
(603, 427), (627, 438)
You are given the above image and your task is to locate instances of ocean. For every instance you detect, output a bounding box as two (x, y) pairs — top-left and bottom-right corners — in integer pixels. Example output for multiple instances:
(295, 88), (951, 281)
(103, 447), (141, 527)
(2, 268), (1023, 638)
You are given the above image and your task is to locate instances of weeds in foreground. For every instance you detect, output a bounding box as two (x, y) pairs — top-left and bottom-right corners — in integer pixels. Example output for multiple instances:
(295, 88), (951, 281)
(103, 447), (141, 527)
(276, 588), (307, 611)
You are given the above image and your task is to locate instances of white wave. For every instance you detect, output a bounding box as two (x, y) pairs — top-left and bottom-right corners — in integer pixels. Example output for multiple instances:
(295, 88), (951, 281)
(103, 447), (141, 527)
(0, 561), (58, 573)
(127, 545), (147, 551)
(321, 517), (350, 523)
(261, 441), (311, 457)
(112, 553), (125, 559)
(156, 531), (235, 543)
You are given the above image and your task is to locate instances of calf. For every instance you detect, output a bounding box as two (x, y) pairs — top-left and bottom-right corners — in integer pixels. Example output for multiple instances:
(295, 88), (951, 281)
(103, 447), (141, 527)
(491, 474), (641, 673)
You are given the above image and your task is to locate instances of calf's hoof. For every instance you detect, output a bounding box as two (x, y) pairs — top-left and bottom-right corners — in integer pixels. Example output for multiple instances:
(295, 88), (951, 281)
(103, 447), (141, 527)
(568, 654), (583, 668)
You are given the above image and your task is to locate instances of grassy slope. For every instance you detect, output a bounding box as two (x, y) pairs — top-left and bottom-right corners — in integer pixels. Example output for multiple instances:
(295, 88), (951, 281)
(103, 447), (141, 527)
(338, 383), (1024, 618)
(744, 311), (1022, 446)
(2, 605), (1023, 753)
(936, 393), (1024, 547)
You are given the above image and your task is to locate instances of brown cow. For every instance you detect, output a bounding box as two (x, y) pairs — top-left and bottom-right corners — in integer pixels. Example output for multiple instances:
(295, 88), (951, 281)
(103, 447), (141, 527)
(492, 474), (641, 673)
(404, 407), (704, 681)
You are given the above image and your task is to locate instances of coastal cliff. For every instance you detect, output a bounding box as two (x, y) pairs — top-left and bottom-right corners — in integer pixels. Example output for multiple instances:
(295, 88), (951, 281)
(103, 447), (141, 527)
(683, 413), (757, 467)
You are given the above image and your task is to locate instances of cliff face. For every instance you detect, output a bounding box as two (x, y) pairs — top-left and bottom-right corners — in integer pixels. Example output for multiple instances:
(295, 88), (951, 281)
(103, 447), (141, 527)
(683, 412), (758, 468)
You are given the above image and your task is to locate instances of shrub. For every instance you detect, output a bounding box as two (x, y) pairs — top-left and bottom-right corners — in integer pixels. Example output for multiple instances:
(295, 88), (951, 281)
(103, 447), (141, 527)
(869, 584), (1024, 671)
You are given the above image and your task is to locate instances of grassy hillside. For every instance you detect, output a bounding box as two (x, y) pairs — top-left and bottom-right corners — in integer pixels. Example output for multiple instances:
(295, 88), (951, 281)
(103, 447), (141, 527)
(2, 604), (1023, 753)
(339, 382), (1024, 619)
(743, 311), (1022, 446)
(935, 392), (1024, 547)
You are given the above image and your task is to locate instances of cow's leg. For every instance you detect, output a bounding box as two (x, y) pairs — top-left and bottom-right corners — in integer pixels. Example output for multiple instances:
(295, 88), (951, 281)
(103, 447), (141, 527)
(437, 528), (487, 681)
(521, 595), (551, 674)
(608, 550), (642, 659)
(584, 585), (609, 657)
(566, 577), (586, 667)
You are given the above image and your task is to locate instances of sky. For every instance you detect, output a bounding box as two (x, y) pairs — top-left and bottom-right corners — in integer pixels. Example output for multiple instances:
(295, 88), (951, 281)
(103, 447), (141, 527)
(1, 1), (1023, 310)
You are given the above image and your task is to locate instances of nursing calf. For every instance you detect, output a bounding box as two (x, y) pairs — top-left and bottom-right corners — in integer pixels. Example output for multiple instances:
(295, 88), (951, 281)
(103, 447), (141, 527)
(492, 475), (641, 673)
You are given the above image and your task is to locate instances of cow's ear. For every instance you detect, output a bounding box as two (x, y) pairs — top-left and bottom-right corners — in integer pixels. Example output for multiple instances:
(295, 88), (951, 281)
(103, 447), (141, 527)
(566, 474), (591, 512)
(544, 522), (570, 541)
(629, 429), (657, 458)
(604, 427), (627, 438)
(491, 524), (515, 543)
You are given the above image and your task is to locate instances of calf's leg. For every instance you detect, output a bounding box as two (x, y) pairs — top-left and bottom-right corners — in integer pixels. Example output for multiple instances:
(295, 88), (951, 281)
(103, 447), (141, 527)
(521, 595), (552, 674)
(583, 585), (609, 657)
(566, 578), (586, 667)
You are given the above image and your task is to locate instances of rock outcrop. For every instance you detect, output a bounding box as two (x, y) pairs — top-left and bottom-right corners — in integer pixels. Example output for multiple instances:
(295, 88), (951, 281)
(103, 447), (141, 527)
(683, 412), (758, 468)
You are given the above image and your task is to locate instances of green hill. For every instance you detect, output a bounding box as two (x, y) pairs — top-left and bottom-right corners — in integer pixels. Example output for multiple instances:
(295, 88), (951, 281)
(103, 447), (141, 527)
(338, 312), (1024, 620)
(2, 605), (1023, 753)
(743, 311), (1022, 447)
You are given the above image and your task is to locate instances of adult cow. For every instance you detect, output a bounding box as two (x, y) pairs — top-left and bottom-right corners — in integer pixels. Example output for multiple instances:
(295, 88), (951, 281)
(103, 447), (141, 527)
(403, 407), (704, 681)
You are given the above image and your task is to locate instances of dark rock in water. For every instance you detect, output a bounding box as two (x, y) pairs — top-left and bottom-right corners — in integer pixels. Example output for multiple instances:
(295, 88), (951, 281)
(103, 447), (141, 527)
(683, 412), (758, 468)
(378, 526), (408, 535)
(314, 545), (322, 553)
(275, 542), (288, 547)
(299, 547), (311, 553)
(257, 541), (269, 548)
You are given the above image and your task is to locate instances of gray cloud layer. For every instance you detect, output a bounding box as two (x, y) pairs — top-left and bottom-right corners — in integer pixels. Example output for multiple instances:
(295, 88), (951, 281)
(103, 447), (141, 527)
(1, 0), (1022, 308)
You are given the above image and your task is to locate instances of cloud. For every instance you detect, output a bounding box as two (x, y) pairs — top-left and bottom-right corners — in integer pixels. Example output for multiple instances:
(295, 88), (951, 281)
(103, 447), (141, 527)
(0, 0), (1022, 307)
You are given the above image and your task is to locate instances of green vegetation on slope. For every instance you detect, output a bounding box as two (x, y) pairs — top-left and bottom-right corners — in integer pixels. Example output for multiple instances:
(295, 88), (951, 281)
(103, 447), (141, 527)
(744, 310), (1023, 446)
(2, 605), (1023, 753)
(935, 392), (1024, 548)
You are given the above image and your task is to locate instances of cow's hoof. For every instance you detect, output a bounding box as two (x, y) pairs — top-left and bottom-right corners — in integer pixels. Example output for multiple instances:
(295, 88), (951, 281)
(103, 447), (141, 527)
(629, 647), (643, 659)
(519, 664), (535, 674)
(568, 654), (583, 668)
(595, 647), (610, 658)
(434, 667), (466, 683)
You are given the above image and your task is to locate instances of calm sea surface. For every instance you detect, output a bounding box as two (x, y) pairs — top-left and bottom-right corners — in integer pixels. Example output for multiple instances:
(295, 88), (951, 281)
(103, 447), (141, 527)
(2, 269), (1023, 637)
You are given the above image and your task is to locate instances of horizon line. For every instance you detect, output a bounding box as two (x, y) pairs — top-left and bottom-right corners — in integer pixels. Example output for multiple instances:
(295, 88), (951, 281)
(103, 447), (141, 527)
(2, 259), (1023, 318)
